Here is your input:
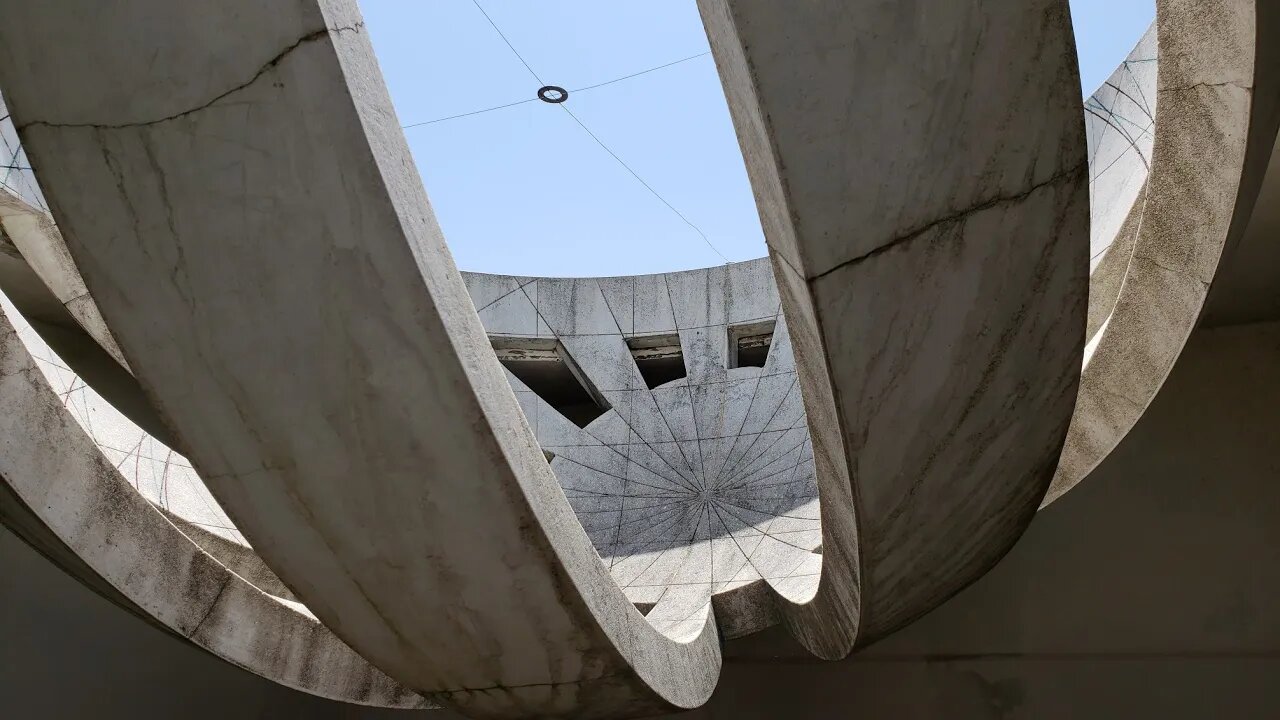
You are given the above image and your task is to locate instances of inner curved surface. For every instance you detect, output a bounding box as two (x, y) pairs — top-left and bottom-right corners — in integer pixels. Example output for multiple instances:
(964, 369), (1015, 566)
(1085, 23), (1157, 273)
(0, 13), (1161, 642)
(463, 261), (821, 637)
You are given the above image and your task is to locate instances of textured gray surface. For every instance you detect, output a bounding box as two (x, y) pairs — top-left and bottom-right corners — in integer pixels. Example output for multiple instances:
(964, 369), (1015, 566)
(1082, 24), (1157, 349)
(0, 1), (722, 716)
(0, 0), (1276, 717)
(464, 262), (820, 640)
(701, 0), (1089, 657)
(0, 301), (425, 708)
(8, 317), (1280, 718)
(1085, 24), (1157, 275)
(1049, 0), (1280, 504)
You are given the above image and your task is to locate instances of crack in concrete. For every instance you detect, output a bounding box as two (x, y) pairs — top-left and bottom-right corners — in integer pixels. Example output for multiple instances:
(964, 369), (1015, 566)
(188, 573), (233, 638)
(1164, 79), (1251, 94)
(1135, 253), (1212, 289)
(808, 162), (1087, 283)
(16, 24), (364, 132)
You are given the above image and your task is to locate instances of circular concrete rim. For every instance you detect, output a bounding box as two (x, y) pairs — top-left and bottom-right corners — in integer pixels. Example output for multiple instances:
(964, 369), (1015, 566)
(0, 4), (727, 715)
(1045, 0), (1271, 506)
(0, 309), (429, 709)
(463, 260), (822, 641)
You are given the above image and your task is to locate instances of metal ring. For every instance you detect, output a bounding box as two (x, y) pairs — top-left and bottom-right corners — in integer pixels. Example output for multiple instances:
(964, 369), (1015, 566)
(537, 85), (569, 104)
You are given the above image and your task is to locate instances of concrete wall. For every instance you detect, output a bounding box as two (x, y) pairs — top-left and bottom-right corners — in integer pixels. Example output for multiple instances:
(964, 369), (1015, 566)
(701, 318), (1280, 719)
(0, 522), (421, 719)
(5, 317), (1277, 718)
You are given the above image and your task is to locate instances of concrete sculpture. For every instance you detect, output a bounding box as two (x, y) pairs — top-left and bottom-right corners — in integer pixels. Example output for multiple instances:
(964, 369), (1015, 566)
(0, 0), (1275, 717)
(466, 264), (819, 640)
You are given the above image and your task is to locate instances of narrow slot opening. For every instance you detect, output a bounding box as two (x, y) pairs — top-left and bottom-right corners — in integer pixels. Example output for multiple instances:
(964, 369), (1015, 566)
(625, 334), (687, 389)
(492, 337), (610, 428)
(728, 320), (776, 369)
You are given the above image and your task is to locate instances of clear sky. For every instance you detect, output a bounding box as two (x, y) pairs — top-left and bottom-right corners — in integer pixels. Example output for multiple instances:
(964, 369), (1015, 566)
(362, 0), (1155, 277)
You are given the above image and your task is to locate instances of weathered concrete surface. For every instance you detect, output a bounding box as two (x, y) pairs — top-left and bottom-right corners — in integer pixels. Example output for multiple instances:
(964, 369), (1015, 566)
(1048, 0), (1280, 504)
(0, 267), (297, 622)
(0, 91), (45, 211)
(0, 189), (170, 445)
(157, 506), (296, 603)
(1199, 0), (1280, 328)
(0, 1), (721, 717)
(1202, 127), (1280, 327)
(10, 317), (1280, 718)
(0, 187), (129, 369)
(0, 307), (427, 708)
(464, 261), (820, 640)
(2, 0), (1272, 715)
(2, 160), (296, 581)
(689, 318), (1280, 719)
(1084, 24), (1157, 276)
(1081, 25), (1157, 344)
(0, 522), (452, 720)
(700, 0), (1088, 654)
(0, 282), (249, 544)
(3, 93), (137, 373)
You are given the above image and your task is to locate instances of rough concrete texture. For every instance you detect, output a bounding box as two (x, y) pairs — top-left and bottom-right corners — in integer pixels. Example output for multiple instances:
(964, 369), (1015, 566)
(464, 262), (820, 641)
(0, 183), (129, 370)
(1082, 25), (1157, 345)
(0, 92), (45, 212)
(700, 0), (1089, 658)
(0, 305), (427, 708)
(0, 1), (722, 716)
(1199, 0), (1280, 327)
(9, 319), (1280, 719)
(0, 0), (1275, 717)
(0, 288), (242, 544)
(1048, 0), (1279, 504)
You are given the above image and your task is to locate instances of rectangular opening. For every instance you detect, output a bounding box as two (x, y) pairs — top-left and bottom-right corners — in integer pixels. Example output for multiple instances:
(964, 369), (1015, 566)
(625, 334), (687, 389)
(492, 337), (610, 428)
(728, 320), (776, 369)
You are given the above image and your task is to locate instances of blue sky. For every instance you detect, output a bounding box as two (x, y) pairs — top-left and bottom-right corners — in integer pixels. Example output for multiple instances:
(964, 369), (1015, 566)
(362, 0), (1155, 277)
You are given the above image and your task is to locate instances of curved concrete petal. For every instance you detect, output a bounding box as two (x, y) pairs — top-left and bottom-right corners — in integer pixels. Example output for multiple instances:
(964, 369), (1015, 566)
(0, 308), (426, 709)
(1082, 24), (1157, 345)
(0, 188), (171, 445)
(2, 158), (302, 582)
(0, 1), (720, 717)
(7, 0), (1269, 715)
(1048, 0), (1280, 504)
(0, 187), (130, 370)
(701, 0), (1089, 651)
(1086, 184), (1146, 344)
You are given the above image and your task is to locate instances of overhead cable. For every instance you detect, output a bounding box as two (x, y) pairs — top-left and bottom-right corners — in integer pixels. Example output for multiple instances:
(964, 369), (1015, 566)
(465, 0), (730, 264)
(402, 52), (711, 127)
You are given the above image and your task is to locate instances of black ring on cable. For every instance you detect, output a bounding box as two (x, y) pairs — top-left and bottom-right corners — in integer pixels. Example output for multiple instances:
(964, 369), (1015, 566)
(537, 85), (569, 104)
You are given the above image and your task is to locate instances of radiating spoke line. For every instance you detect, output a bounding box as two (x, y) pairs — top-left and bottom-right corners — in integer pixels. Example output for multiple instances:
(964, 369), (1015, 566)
(718, 434), (811, 493)
(712, 501), (821, 556)
(712, 376), (799, 485)
(715, 423), (806, 493)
